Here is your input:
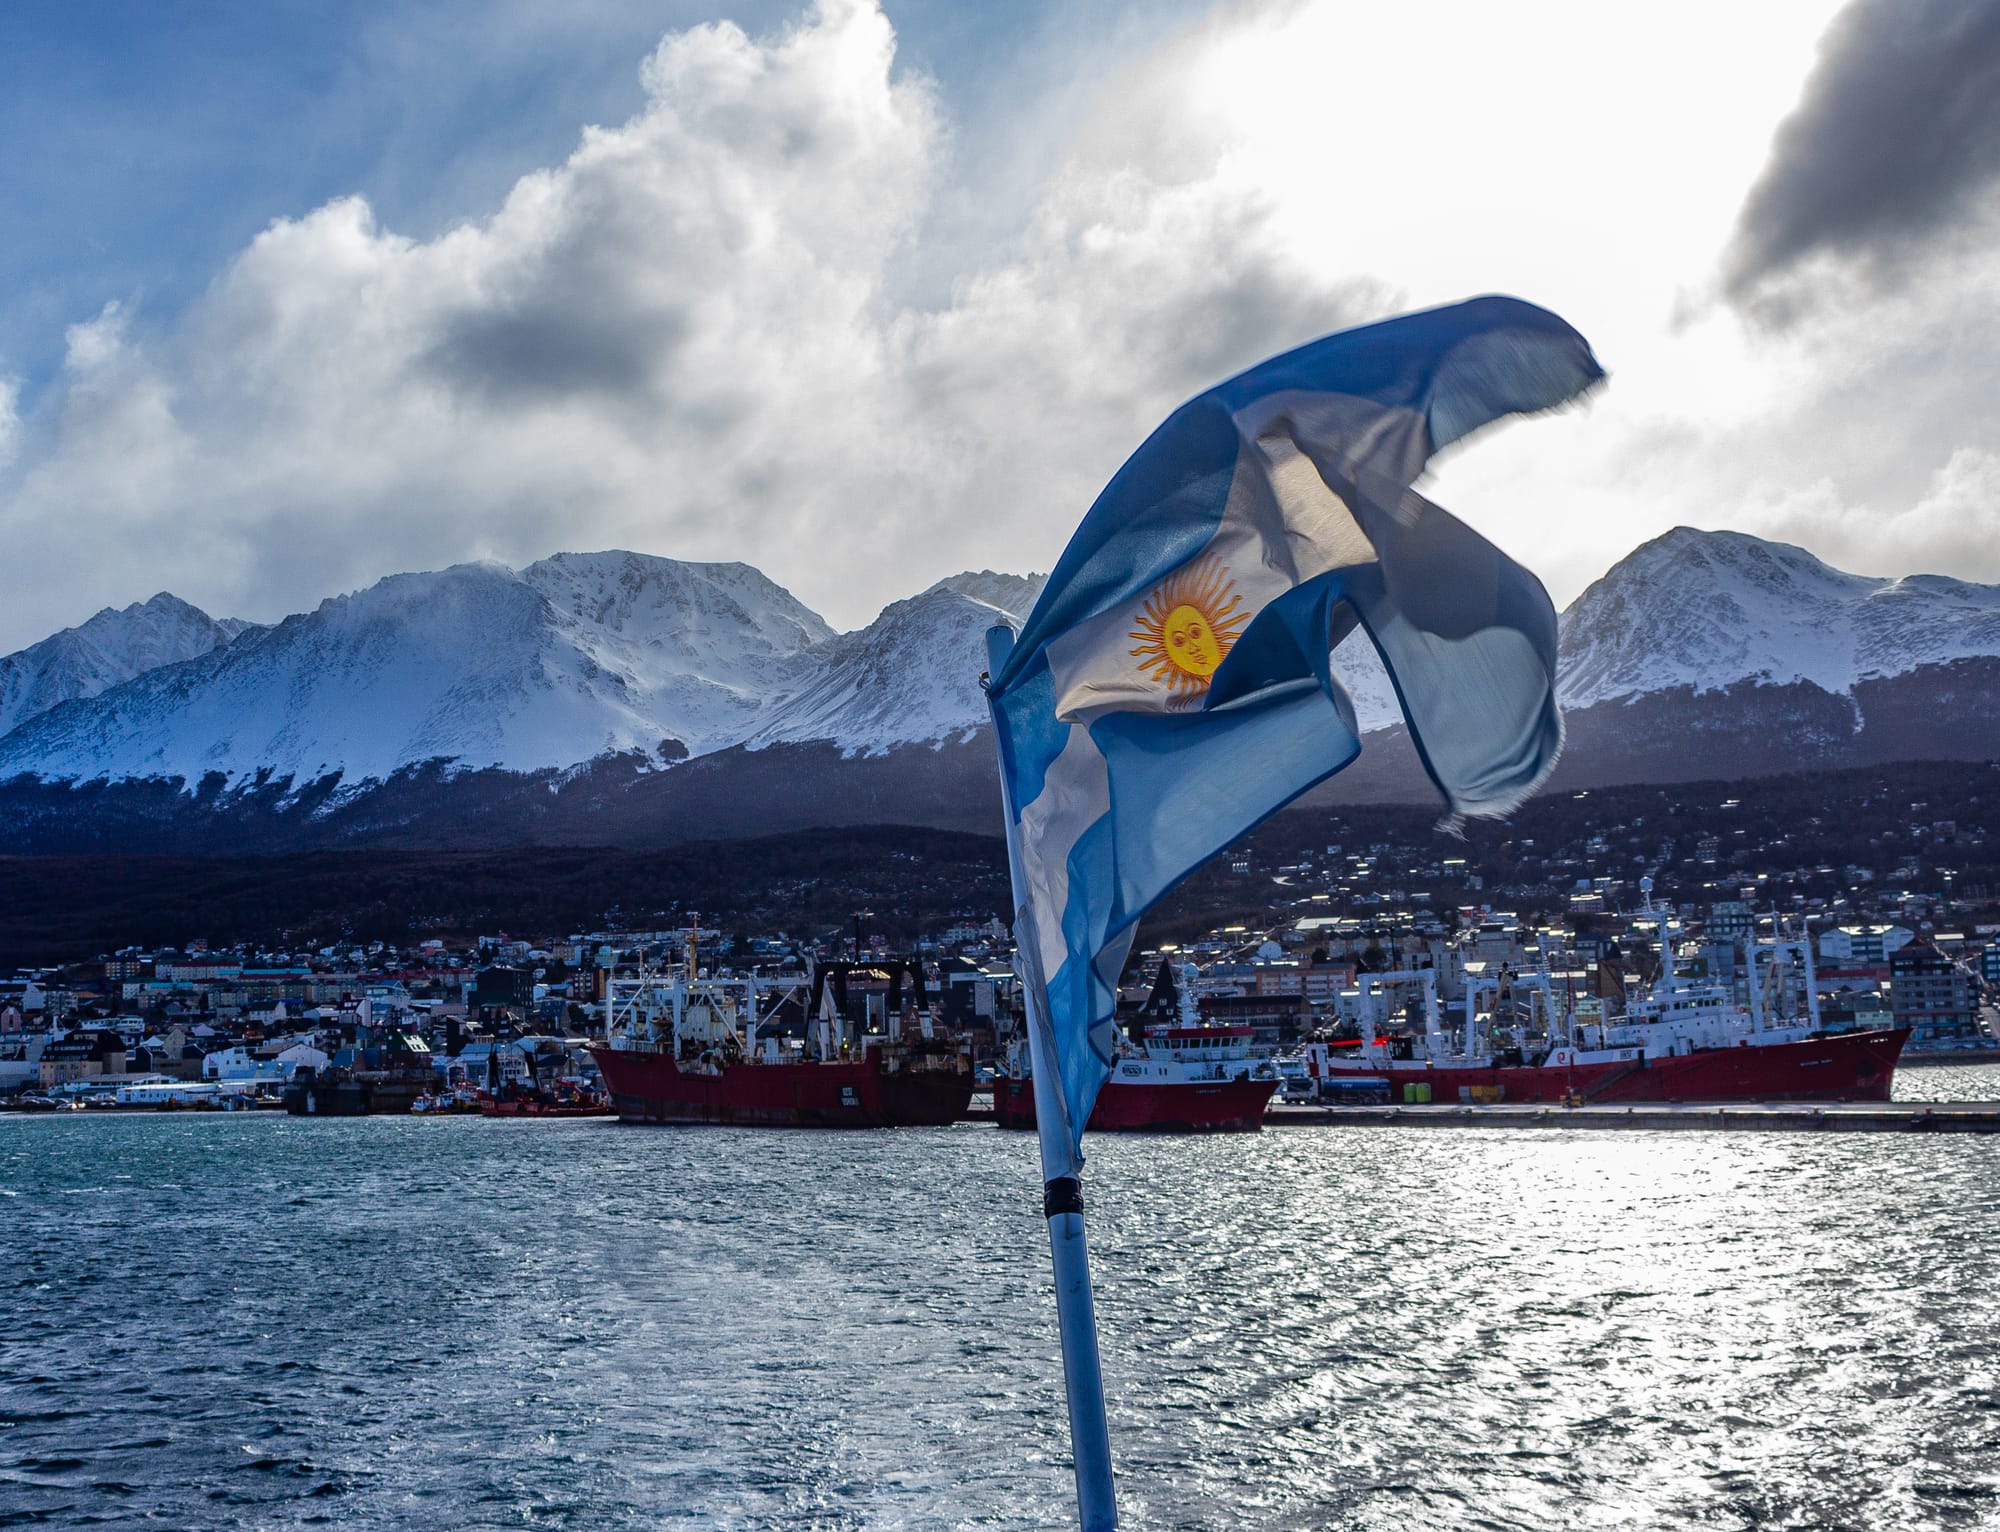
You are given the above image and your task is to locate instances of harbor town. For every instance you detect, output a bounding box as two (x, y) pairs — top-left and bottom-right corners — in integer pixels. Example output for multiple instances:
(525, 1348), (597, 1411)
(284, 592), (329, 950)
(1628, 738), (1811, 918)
(9, 789), (1998, 1117)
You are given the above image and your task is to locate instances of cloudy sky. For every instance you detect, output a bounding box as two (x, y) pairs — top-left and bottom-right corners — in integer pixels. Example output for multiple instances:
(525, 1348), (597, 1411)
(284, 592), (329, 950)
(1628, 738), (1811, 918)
(2, 0), (1997, 652)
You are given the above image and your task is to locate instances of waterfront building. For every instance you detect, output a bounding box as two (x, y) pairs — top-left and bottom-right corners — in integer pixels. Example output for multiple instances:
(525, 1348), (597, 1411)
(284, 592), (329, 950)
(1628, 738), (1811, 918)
(202, 1041), (327, 1082)
(38, 1029), (130, 1087)
(1820, 924), (1914, 966)
(0, 1035), (45, 1092)
(1299, 961), (1357, 1005)
(1251, 965), (1303, 998)
(1889, 939), (1983, 1051)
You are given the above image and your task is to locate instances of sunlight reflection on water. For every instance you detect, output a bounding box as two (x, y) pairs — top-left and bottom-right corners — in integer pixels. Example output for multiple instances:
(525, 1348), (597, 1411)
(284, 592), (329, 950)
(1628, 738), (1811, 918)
(1894, 1059), (2000, 1102)
(2, 1116), (1996, 1530)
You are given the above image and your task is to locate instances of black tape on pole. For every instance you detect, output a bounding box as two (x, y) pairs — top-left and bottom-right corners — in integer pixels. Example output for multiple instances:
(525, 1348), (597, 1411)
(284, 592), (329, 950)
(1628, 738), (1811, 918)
(1043, 1176), (1084, 1220)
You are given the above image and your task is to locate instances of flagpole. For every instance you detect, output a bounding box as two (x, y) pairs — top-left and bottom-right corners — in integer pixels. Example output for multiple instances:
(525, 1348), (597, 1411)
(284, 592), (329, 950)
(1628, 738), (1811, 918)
(985, 625), (1117, 1532)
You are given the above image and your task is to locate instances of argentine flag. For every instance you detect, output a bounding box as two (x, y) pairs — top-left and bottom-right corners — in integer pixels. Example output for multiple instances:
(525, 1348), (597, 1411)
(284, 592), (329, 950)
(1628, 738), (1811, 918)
(985, 296), (1603, 1165)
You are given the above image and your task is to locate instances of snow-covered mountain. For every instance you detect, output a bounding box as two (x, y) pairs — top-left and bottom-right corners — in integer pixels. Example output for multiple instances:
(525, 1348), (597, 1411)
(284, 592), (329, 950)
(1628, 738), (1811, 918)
(1557, 527), (2000, 707)
(519, 550), (834, 750)
(0, 560), (1054, 787)
(0, 592), (253, 739)
(749, 572), (1041, 754)
(3, 530), (1999, 833)
(0, 554), (833, 786)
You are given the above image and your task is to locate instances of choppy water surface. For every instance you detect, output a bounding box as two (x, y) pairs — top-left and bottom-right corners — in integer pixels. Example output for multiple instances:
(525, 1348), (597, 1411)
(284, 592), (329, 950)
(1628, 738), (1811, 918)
(4, 1116), (1997, 1531)
(1894, 1058), (2000, 1102)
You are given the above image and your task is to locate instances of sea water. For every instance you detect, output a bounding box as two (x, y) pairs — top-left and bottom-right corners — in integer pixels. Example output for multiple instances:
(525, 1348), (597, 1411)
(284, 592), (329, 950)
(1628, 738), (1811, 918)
(3, 1112), (1997, 1530)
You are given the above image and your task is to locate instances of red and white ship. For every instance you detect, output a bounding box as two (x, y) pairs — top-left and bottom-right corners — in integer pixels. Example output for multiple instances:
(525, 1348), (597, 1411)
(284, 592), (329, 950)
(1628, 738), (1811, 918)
(993, 966), (1279, 1133)
(1305, 885), (1908, 1105)
(590, 944), (974, 1128)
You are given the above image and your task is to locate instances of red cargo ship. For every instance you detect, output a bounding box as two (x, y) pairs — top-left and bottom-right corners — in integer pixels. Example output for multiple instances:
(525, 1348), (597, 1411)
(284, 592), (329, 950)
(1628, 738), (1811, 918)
(1305, 1025), (1908, 1104)
(595, 1047), (973, 1126)
(993, 1023), (1279, 1133)
(1305, 888), (1909, 1105)
(590, 949), (973, 1128)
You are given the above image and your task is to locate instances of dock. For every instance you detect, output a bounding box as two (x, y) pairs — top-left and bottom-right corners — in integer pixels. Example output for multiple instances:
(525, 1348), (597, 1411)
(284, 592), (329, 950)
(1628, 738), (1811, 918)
(964, 1095), (2000, 1132)
(1263, 1101), (2000, 1133)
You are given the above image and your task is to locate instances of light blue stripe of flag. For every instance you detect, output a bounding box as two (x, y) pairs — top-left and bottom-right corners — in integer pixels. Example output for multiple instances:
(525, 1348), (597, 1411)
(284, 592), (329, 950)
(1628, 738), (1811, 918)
(985, 296), (1604, 1156)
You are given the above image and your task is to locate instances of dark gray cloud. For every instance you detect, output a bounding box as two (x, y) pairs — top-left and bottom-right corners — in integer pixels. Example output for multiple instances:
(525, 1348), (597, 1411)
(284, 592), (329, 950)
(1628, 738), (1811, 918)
(1725, 0), (2000, 310)
(428, 298), (687, 405)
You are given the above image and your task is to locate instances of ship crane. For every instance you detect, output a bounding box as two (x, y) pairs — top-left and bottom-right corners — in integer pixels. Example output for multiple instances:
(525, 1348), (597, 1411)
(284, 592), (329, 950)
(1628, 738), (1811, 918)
(1350, 969), (1442, 1063)
(1461, 969), (1568, 1062)
(602, 945), (808, 1062)
(1745, 912), (1822, 1036)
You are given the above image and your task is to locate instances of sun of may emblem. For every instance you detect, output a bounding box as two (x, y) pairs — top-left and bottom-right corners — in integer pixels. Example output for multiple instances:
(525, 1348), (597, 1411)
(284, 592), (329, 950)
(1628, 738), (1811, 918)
(1127, 554), (1249, 706)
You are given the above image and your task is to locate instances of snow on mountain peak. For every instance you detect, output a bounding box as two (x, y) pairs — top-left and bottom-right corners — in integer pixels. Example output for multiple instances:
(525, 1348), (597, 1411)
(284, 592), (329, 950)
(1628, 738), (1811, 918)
(747, 572), (1044, 755)
(0, 554), (841, 786)
(0, 591), (254, 739)
(1557, 526), (2000, 706)
(521, 550), (835, 655)
(7, 530), (2000, 792)
(919, 570), (1046, 616)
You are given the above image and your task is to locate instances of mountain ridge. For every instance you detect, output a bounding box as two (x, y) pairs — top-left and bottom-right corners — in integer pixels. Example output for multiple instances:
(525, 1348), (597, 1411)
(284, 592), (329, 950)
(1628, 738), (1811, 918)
(0, 528), (1995, 854)
(0, 592), (255, 741)
(1557, 526), (2000, 707)
(0, 554), (841, 786)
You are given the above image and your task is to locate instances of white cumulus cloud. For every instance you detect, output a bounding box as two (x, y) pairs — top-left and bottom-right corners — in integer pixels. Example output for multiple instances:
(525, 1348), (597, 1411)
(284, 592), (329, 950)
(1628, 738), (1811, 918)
(6, 0), (1994, 658)
(0, 0), (1379, 651)
(1742, 446), (2000, 583)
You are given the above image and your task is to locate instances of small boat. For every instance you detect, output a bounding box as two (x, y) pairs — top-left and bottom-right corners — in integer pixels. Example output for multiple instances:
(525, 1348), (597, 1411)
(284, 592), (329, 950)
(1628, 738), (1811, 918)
(475, 1084), (613, 1118)
(410, 1088), (483, 1115)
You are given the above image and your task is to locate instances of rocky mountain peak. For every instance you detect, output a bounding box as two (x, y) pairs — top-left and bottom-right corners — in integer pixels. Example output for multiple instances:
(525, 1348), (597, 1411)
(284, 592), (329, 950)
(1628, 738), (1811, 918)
(4, 532), (2000, 795)
(0, 591), (255, 739)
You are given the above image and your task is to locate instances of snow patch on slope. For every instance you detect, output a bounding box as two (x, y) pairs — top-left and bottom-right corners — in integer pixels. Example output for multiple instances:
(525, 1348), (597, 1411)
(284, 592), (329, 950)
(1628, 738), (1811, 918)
(1330, 632), (1402, 734)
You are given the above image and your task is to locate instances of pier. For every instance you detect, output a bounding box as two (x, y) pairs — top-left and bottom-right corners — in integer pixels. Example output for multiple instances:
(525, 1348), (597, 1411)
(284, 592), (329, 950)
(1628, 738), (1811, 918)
(965, 1096), (2000, 1131)
(1263, 1101), (2000, 1133)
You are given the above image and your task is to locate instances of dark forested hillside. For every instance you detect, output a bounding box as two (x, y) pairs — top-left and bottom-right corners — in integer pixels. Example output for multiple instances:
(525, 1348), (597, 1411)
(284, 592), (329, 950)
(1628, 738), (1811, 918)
(4, 760), (1994, 968)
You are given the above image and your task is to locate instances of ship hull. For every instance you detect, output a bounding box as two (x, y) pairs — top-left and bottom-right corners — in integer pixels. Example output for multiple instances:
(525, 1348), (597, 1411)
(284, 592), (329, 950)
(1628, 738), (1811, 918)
(477, 1099), (613, 1118)
(992, 1075), (1278, 1133)
(283, 1081), (368, 1116)
(1320, 1027), (1910, 1105)
(282, 1074), (430, 1115)
(589, 1046), (973, 1127)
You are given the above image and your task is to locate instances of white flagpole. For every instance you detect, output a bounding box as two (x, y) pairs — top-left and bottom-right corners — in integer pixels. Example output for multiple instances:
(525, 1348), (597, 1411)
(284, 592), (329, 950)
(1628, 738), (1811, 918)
(985, 625), (1117, 1532)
